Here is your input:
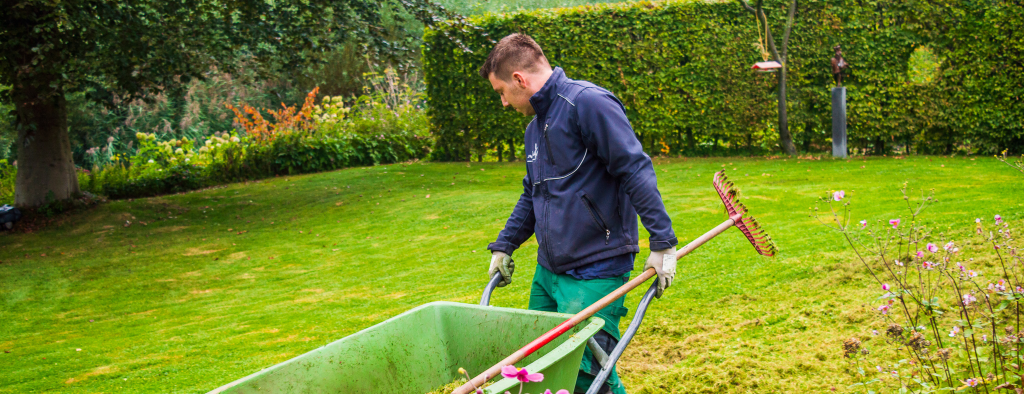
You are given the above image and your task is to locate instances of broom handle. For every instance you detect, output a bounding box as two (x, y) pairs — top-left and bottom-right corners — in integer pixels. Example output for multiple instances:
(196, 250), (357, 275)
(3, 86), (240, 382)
(453, 217), (737, 394)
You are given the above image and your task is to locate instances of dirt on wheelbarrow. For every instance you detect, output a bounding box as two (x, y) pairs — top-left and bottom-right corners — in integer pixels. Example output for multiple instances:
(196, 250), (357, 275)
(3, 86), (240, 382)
(426, 378), (491, 394)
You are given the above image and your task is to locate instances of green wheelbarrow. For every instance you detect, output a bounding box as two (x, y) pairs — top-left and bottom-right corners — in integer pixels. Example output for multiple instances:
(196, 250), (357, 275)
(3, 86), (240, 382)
(207, 273), (627, 393)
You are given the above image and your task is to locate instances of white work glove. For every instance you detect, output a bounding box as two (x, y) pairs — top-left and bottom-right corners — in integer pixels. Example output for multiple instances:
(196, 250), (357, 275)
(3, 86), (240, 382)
(643, 246), (677, 298)
(488, 251), (515, 287)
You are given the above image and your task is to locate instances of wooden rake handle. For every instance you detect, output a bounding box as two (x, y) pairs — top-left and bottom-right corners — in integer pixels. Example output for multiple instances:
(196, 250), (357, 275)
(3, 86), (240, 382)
(453, 217), (738, 394)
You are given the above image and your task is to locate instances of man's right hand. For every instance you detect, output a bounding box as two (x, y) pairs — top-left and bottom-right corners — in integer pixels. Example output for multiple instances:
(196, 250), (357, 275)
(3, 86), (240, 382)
(643, 246), (677, 298)
(488, 252), (515, 287)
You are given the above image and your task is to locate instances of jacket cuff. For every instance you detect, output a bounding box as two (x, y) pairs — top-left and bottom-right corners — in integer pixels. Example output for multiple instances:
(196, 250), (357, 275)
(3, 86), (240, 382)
(649, 237), (678, 251)
(487, 241), (516, 255)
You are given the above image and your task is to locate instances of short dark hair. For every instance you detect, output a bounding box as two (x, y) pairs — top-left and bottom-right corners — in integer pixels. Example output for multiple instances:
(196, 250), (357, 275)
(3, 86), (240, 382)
(478, 33), (549, 80)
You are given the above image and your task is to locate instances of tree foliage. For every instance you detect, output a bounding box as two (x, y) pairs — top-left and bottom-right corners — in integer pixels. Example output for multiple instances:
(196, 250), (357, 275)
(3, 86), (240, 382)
(0, 0), (459, 206)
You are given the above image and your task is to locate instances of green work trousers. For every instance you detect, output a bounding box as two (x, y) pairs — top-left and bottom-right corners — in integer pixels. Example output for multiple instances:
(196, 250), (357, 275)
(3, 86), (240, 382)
(529, 265), (629, 394)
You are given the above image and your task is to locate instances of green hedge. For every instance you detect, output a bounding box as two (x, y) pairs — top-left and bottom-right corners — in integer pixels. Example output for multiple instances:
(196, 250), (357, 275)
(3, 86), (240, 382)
(423, 0), (1022, 158)
(80, 131), (430, 200)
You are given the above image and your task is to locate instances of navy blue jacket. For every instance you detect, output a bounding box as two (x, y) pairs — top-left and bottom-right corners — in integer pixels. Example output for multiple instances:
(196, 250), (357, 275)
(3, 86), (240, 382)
(488, 68), (678, 274)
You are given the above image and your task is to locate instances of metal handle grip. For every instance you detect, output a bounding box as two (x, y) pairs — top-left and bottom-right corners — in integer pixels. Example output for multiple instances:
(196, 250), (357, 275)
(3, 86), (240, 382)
(585, 281), (659, 394)
(480, 272), (503, 306)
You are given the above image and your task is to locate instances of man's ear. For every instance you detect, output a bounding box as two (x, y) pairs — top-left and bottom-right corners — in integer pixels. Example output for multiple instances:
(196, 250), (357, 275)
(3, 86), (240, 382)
(512, 71), (528, 90)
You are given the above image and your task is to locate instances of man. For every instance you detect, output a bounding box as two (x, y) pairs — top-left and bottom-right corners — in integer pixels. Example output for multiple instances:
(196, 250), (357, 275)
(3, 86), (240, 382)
(481, 34), (678, 394)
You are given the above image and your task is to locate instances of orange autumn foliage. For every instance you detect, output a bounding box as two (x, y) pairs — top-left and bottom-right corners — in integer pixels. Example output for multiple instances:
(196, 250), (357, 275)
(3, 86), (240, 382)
(226, 87), (319, 143)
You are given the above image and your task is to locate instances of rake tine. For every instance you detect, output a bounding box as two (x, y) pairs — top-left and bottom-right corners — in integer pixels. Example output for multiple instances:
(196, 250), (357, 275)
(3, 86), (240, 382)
(710, 170), (778, 257)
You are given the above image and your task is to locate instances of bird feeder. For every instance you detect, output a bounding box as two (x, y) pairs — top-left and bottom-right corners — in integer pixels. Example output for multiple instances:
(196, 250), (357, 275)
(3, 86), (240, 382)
(751, 61), (782, 72)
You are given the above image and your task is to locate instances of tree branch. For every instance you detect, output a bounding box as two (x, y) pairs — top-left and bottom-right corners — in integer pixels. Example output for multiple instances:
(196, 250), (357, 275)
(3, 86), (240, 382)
(738, 0), (756, 13)
(781, 0), (797, 62)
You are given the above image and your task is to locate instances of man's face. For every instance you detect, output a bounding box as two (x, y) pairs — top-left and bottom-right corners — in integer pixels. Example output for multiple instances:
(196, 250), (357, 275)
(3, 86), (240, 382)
(488, 72), (535, 116)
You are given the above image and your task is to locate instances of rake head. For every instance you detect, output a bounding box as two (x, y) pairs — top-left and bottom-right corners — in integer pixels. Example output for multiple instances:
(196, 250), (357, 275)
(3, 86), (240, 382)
(712, 170), (778, 257)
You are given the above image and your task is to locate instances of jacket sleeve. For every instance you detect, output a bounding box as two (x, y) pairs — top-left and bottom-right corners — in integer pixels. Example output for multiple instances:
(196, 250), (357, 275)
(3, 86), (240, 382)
(575, 89), (678, 251)
(487, 174), (536, 255)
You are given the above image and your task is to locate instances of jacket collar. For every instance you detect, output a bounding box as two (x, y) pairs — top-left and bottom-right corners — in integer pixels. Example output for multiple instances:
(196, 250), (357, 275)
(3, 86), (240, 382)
(529, 67), (566, 119)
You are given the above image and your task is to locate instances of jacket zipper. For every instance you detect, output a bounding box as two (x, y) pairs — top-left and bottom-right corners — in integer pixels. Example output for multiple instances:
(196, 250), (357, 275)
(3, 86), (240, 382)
(543, 123), (555, 165)
(581, 194), (611, 244)
(543, 192), (554, 263)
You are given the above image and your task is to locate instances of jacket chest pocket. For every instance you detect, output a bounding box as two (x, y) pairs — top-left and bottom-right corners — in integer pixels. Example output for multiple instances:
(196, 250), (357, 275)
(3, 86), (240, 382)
(540, 121), (586, 182)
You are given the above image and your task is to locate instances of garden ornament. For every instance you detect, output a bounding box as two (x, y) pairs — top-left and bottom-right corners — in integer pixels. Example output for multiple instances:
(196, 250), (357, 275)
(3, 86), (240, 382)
(453, 170), (777, 394)
(643, 246), (677, 298)
(831, 44), (849, 86)
(488, 251), (515, 287)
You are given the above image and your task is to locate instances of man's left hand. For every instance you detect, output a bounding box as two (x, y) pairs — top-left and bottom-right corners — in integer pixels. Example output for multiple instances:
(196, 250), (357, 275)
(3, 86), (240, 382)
(643, 247), (677, 298)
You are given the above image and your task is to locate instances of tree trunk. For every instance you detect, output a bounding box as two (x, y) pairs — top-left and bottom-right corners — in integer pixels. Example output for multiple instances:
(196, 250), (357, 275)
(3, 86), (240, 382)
(13, 84), (80, 208)
(508, 138), (516, 161)
(497, 141), (503, 162)
(777, 66), (797, 155)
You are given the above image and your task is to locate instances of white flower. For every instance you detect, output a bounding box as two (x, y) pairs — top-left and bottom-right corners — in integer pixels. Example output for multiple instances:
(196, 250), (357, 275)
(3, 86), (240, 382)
(148, 159), (154, 164)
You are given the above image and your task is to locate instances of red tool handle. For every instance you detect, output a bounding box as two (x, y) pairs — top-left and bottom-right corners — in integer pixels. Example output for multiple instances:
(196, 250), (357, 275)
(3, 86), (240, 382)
(453, 217), (737, 394)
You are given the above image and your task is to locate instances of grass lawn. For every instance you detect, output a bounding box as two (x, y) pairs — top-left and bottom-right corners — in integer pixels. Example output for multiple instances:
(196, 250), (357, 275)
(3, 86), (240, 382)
(1, 156), (1021, 393)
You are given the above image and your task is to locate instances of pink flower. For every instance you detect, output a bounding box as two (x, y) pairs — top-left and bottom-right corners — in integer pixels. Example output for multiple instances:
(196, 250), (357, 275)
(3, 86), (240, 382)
(962, 378), (980, 387)
(950, 326), (961, 337)
(878, 305), (890, 314)
(833, 190), (845, 201)
(963, 294), (977, 306)
(976, 218), (982, 224)
(967, 270), (979, 278)
(916, 251), (925, 259)
(501, 365), (543, 383)
(542, 391), (570, 394)
(882, 283), (890, 291)
(995, 214), (1003, 225)
(957, 262), (965, 272)
(944, 241), (955, 251)
(927, 243), (939, 253)
(859, 220), (867, 229)
(1017, 286), (1023, 294)
(889, 219), (900, 229)
(922, 261), (934, 270)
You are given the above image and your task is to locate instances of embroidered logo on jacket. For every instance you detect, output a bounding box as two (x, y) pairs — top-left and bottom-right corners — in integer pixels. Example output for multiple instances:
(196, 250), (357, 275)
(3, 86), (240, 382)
(526, 143), (539, 162)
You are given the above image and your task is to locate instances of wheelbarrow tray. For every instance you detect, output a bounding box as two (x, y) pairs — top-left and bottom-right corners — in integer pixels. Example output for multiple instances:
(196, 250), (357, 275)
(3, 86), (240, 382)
(208, 301), (605, 394)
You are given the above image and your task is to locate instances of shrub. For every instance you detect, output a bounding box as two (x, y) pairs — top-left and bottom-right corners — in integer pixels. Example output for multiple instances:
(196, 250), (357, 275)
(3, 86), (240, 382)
(80, 71), (432, 200)
(423, 0), (1022, 158)
(95, 164), (208, 200)
(0, 159), (14, 204)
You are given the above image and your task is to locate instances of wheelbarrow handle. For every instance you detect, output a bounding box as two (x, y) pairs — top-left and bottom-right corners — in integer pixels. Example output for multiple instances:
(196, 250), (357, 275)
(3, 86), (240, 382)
(585, 281), (658, 394)
(480, 272), (504, 306)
